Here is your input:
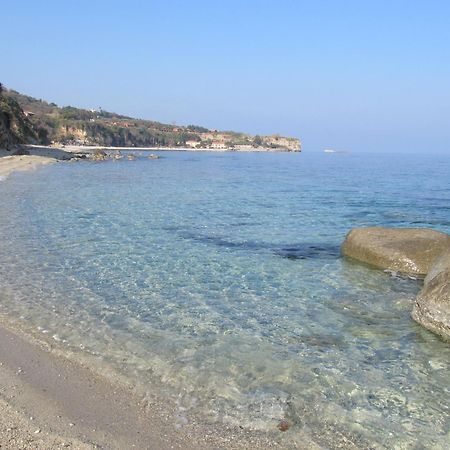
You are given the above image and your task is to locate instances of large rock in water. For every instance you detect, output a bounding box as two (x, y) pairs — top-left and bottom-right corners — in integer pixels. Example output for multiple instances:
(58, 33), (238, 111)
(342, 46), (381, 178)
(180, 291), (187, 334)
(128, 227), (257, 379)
(412, 251), (450, 341)
(341, 227), (450, 277)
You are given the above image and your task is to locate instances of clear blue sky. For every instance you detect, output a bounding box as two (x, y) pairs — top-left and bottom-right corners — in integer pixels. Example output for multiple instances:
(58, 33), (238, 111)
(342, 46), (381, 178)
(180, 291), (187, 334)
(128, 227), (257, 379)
(1, 0), (449, 152)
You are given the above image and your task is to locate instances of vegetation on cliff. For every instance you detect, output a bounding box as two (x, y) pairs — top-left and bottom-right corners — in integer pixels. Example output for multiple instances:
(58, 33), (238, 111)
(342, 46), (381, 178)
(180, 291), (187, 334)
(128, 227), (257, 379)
(1, 85), (301, 151)
(0, 84), (41, 148)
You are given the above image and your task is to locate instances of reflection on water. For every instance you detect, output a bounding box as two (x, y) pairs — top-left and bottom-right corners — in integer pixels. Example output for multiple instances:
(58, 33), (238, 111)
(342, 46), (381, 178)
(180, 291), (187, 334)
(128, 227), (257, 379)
(1, 151), (450, 448)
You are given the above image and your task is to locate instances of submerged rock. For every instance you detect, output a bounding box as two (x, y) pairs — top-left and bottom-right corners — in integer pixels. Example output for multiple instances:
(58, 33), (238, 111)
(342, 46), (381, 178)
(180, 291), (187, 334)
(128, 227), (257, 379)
(12, 147), (30, 155)
(341, 227), (450, 277)
(412, 251), (450, 341)
(277, 420), (290, 432)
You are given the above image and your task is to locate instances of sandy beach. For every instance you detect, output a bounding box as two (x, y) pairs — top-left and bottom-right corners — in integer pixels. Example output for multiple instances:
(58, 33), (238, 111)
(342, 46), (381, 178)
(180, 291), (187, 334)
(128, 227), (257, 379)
(0, 322), (183, 449)
(0, 154), (55, 180)
(0, 146), (82, 180)
(3, 1), (449, 447)
(0, 320), (282, 450)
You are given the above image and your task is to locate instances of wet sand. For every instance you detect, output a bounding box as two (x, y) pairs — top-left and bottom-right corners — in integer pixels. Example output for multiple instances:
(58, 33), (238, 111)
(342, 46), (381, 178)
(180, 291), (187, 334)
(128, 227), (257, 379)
(0, 154), (55, 179)
(0, 322), (282, 449)
(0, 146), (81, 180)
(0, 323), (174, 449)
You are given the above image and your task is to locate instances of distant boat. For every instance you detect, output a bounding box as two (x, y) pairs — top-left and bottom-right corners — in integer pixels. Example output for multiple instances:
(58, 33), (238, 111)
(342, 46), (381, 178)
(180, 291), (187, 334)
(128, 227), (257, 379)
(324, 148), (337, 153)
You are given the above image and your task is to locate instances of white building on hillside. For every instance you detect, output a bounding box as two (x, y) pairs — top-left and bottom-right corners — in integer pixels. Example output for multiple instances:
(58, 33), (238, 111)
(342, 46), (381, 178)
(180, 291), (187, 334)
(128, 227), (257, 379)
(211, 140), (227, 149)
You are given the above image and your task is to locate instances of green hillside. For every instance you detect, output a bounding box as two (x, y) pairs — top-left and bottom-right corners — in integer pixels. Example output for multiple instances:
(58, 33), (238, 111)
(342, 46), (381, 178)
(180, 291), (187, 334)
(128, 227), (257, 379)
(0, 84), (301, 151)
(0, 86), (40, 148)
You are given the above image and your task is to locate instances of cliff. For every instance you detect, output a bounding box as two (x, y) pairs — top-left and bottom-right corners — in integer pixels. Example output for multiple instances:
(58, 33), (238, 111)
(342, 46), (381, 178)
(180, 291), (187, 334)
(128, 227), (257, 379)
(0, 94), (40, 149)
(1, 86), (301, 151)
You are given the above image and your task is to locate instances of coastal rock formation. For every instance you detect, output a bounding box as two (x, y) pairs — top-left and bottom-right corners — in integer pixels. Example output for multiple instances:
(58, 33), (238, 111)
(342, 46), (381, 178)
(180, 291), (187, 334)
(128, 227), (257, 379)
(89, 149), (108, 161)
(341, 227), (450, 277)
(412, 251), (450, 341)
(342, 226), (450, 341)
(12, 147), (31, 156)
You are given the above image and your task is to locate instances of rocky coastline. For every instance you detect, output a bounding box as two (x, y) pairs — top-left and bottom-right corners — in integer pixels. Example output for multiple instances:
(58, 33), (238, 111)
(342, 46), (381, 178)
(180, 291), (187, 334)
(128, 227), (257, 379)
(0, 144), (165, 179)
(342, 227), (450, 342)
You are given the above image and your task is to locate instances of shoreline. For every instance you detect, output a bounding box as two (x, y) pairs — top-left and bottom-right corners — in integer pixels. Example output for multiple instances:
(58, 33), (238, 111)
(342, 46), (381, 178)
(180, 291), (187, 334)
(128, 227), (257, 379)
(0, 146), (85, 180)
(0, 154), (56, 180)
(0, 148), (289, 449)
(0, 320), (177, 449)
(1, 149), (448, 448)
(0, 143), (299, 180)
(0, 317), (282, 450)
(0, 143), (298, 180)
(0, 144), (300, 181)
(48, 144), (299, 153)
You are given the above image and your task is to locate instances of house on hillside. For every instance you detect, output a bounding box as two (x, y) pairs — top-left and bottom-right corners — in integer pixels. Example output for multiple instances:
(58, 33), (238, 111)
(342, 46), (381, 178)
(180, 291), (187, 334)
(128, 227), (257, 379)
(235, 144), (254, 150)
(211, 140), (227, 149)
(186, 140), (201, 148)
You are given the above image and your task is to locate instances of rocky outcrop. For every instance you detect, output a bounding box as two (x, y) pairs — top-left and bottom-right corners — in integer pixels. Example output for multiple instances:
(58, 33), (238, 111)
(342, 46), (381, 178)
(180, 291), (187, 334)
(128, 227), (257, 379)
(12, 148), (31, 156)
(342, 227), (450, 342)
(341, 227), (450, 277)
(412, 252), (450, 341)
(89, 149), (108, 161)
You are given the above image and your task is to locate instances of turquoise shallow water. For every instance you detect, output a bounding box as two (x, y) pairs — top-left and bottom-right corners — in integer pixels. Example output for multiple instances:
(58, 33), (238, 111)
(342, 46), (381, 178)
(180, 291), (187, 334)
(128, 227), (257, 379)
(1, 151), (450, 448)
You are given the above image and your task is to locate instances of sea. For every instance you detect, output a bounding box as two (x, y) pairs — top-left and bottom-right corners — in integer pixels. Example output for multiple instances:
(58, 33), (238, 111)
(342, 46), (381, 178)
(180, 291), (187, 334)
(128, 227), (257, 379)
(1, 151), (449, 448)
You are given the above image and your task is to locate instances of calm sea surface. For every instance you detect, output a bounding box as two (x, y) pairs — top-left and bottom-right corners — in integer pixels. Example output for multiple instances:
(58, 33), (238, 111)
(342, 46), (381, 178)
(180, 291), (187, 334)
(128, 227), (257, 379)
(1, 151), (450, 448)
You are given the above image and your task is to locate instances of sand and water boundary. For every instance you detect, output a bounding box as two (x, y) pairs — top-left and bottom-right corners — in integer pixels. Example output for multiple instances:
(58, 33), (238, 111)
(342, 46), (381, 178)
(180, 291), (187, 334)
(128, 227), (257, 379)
(0, 148), (286, 449)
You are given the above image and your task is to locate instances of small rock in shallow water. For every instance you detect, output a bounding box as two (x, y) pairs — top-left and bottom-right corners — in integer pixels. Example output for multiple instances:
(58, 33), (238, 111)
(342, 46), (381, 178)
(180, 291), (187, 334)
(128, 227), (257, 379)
(277, 420), (290, 432)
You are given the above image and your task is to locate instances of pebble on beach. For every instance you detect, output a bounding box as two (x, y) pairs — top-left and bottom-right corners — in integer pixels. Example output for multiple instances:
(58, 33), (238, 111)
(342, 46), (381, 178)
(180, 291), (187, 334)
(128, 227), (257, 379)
(277, 420), (290, 432)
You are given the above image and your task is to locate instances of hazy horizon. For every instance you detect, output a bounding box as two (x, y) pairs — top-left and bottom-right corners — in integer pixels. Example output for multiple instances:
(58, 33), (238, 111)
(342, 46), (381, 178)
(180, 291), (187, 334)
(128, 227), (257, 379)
(2, 0), (449, 153)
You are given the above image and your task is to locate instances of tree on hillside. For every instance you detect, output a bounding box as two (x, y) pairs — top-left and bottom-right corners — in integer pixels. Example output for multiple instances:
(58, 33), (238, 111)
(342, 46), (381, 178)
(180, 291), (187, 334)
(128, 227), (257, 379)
(0, 83), (4, 96)
(253, 135), (263, 146)
(187, 124), (209, 133)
